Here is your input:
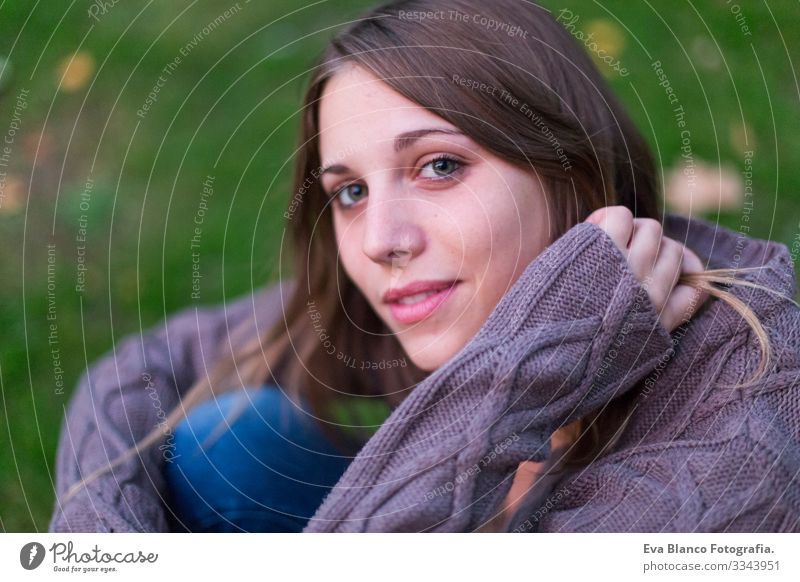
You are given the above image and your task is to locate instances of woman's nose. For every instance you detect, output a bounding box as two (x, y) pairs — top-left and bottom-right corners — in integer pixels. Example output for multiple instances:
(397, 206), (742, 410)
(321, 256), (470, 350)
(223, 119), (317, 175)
(360, 194), (425, 267)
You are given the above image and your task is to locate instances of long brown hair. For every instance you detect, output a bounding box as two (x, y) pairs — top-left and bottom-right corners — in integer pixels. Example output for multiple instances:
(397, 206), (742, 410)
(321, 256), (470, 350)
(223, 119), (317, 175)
(63, 0), (784, 510)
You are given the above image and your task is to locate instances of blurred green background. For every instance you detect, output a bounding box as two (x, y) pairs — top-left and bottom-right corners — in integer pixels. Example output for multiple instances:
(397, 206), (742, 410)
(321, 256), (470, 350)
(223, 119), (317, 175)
(1, 0), (798, 531)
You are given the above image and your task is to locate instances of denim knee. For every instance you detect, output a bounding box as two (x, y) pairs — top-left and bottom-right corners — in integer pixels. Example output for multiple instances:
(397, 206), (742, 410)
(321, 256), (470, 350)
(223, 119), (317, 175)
(164, 385), (352, 532)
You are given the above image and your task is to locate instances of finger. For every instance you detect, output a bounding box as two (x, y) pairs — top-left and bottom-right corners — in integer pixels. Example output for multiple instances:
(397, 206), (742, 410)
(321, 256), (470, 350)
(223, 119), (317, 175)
(681, 246), (705, 274)
(589, 206), (634, 254)
(660, 247), (711, 331)
(625, 218), (662, 283)
(585, 208), (603, 224)
(648, 237), (684, 311)
(680, 247), (712, 313)
(661, 282), (709, 331)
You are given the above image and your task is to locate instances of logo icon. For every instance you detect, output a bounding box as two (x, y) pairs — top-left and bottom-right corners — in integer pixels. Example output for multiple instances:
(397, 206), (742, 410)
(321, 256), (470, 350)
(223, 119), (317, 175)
(20, 542), (46, 570)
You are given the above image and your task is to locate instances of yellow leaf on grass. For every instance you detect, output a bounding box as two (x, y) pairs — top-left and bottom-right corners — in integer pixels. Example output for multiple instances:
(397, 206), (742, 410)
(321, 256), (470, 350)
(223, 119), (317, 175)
(585, 18), (626, 58)
(57, 52), (95, 93)
(584, 19), (627, 78)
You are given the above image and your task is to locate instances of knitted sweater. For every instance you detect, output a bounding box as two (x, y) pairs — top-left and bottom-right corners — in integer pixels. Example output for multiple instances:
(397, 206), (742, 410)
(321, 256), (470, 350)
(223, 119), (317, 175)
(49, 212), (800, 532)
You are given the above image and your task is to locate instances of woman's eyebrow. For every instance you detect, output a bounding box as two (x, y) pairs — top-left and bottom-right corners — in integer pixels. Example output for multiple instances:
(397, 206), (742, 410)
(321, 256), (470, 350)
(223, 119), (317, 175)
(320, 127), (465, 176)
(393, 127), (464, 153)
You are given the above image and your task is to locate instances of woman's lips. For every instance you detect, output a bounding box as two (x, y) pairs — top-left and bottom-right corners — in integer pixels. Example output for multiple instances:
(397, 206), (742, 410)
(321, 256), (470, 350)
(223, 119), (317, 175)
(387, 281), (461, 325)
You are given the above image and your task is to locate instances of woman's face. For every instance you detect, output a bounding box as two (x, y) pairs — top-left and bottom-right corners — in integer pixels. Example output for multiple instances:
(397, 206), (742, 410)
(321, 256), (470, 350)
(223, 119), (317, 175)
(318, 64), (551, 371)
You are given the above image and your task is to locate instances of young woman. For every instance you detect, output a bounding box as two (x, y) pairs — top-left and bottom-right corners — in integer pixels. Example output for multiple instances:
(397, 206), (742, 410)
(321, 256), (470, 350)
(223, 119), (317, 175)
(51, 0), (799, 533)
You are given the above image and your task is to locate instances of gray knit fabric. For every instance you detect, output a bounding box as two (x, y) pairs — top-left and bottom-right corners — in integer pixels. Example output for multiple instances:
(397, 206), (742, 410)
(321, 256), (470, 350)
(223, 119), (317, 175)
(49, 213), (800, 532)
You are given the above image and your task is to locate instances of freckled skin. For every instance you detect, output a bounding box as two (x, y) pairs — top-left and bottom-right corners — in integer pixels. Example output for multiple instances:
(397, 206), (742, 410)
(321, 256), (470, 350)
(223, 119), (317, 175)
(319, 64), (552, 372)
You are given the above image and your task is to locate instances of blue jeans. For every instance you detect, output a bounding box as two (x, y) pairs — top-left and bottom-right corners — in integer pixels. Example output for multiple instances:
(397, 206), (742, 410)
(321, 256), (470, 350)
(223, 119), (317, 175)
(164, 385), (353, 532)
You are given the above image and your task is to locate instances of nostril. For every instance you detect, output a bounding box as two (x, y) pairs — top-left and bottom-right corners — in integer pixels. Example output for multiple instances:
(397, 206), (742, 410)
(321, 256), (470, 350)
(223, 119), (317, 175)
(389, 249), (411, 263)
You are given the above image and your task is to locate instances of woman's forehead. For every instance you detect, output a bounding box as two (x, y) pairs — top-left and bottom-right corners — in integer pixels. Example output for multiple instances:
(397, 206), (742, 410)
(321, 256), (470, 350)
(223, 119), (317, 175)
(318, 69), (464, 163)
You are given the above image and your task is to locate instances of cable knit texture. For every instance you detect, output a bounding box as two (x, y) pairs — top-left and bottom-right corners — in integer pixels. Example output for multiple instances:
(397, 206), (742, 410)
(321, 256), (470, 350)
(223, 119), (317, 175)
(49, 213), (800, 533)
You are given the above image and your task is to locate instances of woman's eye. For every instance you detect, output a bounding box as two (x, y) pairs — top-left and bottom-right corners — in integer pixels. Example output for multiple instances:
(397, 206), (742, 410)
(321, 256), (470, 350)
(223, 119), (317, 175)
(419, 155), (462, 179)
(332, 156), (462, 211)
(334, 183), (367, 210)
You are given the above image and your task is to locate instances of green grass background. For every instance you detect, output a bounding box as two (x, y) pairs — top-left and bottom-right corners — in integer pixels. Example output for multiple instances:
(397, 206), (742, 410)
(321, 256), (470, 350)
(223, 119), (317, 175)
(1, 0), (798, 531)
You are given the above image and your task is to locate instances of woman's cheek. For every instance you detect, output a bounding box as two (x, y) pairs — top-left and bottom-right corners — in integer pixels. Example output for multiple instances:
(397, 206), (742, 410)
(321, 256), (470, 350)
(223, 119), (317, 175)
(335, 231), (366, 294)
(463, 206), (510, 270)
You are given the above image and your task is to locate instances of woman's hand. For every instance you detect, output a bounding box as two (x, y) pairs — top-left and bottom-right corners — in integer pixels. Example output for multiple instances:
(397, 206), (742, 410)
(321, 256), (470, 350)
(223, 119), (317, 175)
(585, 206), (710, 333)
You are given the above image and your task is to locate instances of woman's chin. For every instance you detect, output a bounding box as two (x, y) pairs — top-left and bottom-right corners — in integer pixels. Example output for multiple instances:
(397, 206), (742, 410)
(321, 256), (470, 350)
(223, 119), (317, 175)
(403, 337), (465, 372)
(411, 357), (441, 373)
